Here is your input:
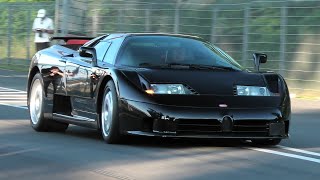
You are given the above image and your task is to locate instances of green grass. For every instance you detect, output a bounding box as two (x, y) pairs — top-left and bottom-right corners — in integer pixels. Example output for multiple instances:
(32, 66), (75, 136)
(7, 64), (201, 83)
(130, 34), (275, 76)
(0, 66), (28, 72)
(0, 63), (29, 72)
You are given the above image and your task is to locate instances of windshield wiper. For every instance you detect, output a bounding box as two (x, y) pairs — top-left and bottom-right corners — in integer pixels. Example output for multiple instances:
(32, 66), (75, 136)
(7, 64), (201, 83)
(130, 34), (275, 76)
(167, 63), (238, 71)
(140, 63), (195, 69)
(209, 65), (238, 71)
(139, 63), (238, 71)
(138, 63), (170, 68)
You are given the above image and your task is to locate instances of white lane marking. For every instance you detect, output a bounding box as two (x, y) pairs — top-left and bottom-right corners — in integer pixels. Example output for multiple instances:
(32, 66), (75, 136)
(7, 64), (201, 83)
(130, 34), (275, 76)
(0, 91), (26, 93)
(249, 147), (320, 164)
(0, 95), (27, 97)
(0, 148), (40, 157)
(0, 75), (27, 78)
(0, 103), (28, 110)
(0, 97), (26, 100)
(277, 145), (320, 157)
(0, 93), (26, 95)
(0, 87), (27, 107)
(0, 90), (17, 92)
(0, 87), (26, 92)
(0, 101), (27, 103)
(0, 89), (26, 92)
(0, 97), (27, 100)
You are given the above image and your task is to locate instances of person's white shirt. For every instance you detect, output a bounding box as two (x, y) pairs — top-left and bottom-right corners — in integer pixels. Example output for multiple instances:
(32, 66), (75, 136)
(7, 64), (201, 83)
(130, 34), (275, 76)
(32, 17), (54, 43)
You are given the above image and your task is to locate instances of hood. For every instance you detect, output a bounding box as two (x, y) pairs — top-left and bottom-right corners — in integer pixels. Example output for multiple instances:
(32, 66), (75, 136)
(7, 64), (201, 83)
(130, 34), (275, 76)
(134, 68), (266, 96)
(119, 68), (284, 108)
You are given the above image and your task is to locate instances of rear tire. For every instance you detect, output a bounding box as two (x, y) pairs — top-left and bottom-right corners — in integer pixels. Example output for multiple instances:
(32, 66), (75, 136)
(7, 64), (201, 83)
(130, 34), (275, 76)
(101, 80), (122, 144)
(251, 139), (281, 146)
(28, 73), (68, 132)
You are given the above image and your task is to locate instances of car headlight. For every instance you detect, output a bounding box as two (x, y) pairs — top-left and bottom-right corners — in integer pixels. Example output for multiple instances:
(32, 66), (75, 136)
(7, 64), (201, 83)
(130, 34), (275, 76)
(146, 84), (191, 94)
(236, 85), (271, 96)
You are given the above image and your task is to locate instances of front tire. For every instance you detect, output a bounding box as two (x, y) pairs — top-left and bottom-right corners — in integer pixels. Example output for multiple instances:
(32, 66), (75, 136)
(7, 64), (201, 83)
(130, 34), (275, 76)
(28, 73), (68, 132)
(101, 80), (122, 144)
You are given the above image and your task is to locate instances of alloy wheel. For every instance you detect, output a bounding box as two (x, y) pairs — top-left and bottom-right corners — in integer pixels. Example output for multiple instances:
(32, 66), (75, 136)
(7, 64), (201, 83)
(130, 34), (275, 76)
(102, 90), (113, 137)
(29, 79), (43, 125)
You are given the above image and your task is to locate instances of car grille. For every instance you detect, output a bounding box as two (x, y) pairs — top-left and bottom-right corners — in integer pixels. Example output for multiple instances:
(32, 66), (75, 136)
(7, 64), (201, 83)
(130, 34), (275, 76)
(177, 119), (221, 133)
(176, 119), (269, 136)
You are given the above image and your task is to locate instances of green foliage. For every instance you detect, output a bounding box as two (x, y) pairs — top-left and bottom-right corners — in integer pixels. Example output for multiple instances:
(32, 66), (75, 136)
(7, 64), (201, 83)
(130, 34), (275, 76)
(0, 1), (55, 62)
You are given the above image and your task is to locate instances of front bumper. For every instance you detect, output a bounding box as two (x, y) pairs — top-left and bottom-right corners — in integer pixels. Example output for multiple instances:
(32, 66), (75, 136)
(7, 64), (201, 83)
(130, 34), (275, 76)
(118, 99), (290, 139)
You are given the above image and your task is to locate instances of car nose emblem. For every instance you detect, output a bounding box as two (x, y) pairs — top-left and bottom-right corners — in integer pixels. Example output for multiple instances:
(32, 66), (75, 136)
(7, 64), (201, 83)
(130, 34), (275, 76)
(219, 104), (228, 108)
(221, 115), (233, 132)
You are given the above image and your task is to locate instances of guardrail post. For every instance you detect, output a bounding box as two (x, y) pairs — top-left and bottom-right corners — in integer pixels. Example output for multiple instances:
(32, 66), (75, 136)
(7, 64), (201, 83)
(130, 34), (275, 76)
(117, 9), (123, 32)
(174, 0), (181, 34)
(61, 0), (69, 36)
(54, 0), (60, 35)
(210, 8), (218, 43)
(26, 8), (31, 61)
(242, 5), (250, 68)
(145, 6), (151, 32)
(280, 2), (287, 76)
(7, 5), (12, 64)
(82, 2), (88, 35)
(92, 9), (99, 36)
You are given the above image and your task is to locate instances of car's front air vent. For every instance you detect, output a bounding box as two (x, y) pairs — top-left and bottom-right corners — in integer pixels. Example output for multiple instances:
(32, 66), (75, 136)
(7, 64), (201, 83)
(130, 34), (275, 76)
(184, 85), (199, 95)
(233, 120), (269, 133)
(177, 119), (221, 134)
(233, 86), (238, 96)
(264, 74), (279, 93)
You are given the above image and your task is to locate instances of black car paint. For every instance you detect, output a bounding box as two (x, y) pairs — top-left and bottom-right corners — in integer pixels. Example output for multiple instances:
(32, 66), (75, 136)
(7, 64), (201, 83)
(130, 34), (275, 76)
(27, 33), (290, 139)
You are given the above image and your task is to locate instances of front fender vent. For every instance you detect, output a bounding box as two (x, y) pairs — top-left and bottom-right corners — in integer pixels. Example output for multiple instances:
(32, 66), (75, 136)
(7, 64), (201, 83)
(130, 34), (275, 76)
(233, 86), (237, 96)
(264, 74), (280, 93)
(184, 85), (199, 95)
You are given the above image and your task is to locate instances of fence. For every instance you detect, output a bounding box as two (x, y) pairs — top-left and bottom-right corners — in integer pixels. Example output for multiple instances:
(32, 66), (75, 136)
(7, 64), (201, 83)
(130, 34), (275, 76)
(0, 2), (55, 71)
(1, 0), (320, 97)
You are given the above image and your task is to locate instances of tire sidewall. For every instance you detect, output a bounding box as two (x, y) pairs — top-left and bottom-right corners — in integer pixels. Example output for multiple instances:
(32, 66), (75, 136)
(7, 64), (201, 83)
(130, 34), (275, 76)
(28, 73), (47, 131)
(101, 80), (120, 143)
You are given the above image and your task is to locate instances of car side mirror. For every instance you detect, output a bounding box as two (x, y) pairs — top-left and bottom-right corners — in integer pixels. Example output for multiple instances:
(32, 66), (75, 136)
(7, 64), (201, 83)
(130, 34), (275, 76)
(79, 47), (97, 66)
(253, 53), (267, 72)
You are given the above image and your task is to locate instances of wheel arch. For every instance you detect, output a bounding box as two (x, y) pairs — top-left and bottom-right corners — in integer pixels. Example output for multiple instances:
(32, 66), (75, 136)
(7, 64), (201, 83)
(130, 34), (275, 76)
(96, 75), (114, 115)
(27, 66), (40, 100)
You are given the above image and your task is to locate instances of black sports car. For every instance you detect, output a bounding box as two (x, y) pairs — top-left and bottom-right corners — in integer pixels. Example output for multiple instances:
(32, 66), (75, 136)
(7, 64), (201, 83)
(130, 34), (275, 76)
(27, 33), (290, 145)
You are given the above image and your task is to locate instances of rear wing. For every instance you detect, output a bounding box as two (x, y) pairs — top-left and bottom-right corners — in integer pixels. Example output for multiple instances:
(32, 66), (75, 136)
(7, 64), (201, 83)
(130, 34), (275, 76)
(51, 36), (94, 45)
(51, 36), (95, 50)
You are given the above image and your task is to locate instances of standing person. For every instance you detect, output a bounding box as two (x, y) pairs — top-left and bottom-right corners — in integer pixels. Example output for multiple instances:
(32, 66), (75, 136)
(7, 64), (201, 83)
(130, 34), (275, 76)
(32, 9), (54, 52)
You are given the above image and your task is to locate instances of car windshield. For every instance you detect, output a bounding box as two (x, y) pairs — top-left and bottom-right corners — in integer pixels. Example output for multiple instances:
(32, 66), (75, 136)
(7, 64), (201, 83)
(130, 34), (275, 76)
(116, 35), (244, 71)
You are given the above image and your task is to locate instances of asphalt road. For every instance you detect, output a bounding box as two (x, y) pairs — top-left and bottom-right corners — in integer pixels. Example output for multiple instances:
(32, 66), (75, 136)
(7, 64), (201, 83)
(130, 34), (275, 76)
(0, 69), (319, 180)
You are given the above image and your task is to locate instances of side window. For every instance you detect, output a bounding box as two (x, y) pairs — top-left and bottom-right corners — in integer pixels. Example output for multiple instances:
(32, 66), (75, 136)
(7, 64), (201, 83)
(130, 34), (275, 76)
(94, 41), (111, 61)
(103, 38), (123, 64)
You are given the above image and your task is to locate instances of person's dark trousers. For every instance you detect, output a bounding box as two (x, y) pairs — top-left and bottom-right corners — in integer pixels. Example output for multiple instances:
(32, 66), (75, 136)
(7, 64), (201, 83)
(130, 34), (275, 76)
(36, 42), (50, 52)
